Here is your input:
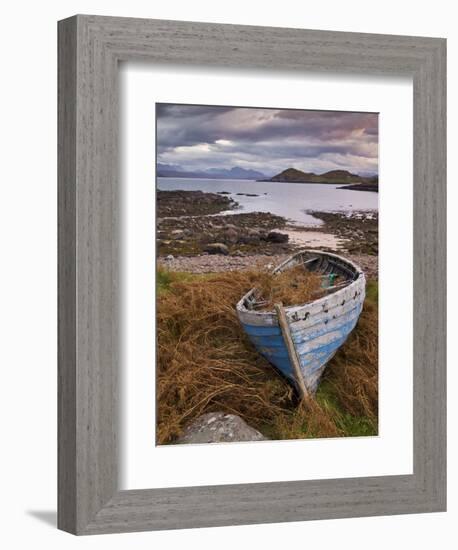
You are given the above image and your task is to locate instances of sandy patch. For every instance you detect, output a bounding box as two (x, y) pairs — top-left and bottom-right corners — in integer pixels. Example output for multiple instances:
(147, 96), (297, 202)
(281, 229), (347, 249)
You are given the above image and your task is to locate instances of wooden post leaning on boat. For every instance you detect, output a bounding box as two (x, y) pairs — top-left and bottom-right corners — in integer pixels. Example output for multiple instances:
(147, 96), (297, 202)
(274, 302), (311, 402)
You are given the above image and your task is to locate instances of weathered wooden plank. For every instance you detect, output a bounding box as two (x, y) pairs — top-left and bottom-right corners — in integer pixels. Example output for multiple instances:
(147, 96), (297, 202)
(290, 303), (362, 339)
(274, 303), (311, 400)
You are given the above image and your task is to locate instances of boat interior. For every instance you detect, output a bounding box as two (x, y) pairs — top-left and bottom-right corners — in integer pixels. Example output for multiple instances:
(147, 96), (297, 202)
(244, 251), (361, 311)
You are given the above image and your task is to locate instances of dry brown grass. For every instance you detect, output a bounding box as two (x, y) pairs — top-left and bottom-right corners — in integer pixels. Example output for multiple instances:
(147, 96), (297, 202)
(267, 298), (378, 439)
(255, 265), (325, 310)
(156, 268), (378, 444)
(324, 300), (378, 421)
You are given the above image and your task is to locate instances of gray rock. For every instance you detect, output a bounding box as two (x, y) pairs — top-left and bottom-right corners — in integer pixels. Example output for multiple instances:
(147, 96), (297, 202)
(165, 254), (174, 261)
(223, 227), (239, 244)
(204, 243), (229, 255)
(171, 229), (185, 239)
(239, 236), (259, 245)
(177, 412), (266, 444)
(223, 223), (238, 231)
(239, 227), (261, 245)
(266, 231), (289, 243)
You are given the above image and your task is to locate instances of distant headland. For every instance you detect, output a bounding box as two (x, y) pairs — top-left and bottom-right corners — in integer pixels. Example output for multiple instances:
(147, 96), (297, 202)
(259, 168), (378, 190)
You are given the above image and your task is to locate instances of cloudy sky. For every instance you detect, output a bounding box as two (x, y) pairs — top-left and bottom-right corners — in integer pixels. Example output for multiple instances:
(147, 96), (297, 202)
(156, 104), (378, 176)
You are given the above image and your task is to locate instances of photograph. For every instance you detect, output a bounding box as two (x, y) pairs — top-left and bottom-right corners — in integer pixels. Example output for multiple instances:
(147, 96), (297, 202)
(156, 103), (379, 445)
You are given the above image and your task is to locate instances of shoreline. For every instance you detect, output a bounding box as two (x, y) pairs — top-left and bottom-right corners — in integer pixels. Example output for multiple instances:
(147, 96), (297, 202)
(157, 189), (378, 271)
(256, 179), (378, 190)
(158, 252), (378, 280)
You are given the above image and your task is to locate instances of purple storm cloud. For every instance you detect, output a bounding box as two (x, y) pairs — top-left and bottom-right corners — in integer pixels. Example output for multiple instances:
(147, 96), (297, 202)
(156, 103), (378, 176)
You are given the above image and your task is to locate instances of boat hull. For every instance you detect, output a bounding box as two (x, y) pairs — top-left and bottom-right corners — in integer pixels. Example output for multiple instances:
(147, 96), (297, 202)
(237, 251), (366, 394)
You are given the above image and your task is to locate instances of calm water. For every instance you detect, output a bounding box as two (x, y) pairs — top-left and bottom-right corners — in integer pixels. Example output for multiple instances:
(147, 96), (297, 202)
(157, 177), (379, 226)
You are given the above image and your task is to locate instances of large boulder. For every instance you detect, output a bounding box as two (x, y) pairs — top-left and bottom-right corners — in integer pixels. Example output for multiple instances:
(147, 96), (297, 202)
(204, 243), (229, 255)
(177, 412), (266, 444)
(266, 231), (289, 243)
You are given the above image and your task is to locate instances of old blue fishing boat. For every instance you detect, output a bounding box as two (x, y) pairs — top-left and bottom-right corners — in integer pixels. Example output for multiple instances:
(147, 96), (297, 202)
(236, 251), (366, 396)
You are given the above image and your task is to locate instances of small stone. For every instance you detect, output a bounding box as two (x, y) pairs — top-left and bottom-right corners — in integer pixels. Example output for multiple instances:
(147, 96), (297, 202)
(223, 223), (238, 231)
(165, 254), (174, 261)
(204, 243), (229, 255)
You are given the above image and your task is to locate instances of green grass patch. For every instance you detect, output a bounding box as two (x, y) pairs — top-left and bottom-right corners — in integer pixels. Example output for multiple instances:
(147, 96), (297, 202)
(157, 268), (211, 295)
(315, 381), (377, 438)
(366, 279), (378, 305)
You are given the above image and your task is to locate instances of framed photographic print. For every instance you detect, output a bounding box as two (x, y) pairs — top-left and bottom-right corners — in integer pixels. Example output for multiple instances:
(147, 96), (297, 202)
(154, 102), (379, 445)
(58, 15), (446, 535)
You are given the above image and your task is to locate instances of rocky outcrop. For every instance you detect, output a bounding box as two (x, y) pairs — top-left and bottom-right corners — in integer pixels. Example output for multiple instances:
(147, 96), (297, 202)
(157, 190), (237, 217)
(177, 412), (267, 444)
(156, 190), (289, 257)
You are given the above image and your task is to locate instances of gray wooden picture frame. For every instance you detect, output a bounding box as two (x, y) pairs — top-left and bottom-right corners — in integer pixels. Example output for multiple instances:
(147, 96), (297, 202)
(58, 14), (446, 535)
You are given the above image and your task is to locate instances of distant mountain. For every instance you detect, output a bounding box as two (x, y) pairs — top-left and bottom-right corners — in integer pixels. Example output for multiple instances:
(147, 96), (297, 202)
(157, 164), (266, 180)
(261, 168), (378, 185)
(157, 163), (182, 172)
(204, 167), (267, 179)
(156, 167), (202, 178)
